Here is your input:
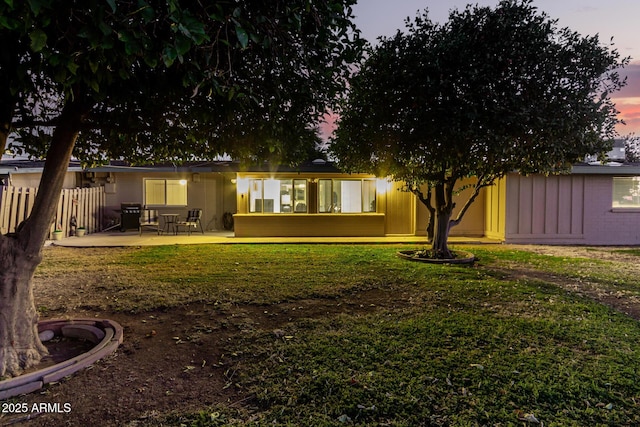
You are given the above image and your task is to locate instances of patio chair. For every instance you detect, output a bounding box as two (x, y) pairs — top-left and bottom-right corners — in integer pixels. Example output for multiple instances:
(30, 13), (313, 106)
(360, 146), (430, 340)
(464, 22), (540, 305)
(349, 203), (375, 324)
(139, 209), (160, 235)
(175, 208), (204, 235)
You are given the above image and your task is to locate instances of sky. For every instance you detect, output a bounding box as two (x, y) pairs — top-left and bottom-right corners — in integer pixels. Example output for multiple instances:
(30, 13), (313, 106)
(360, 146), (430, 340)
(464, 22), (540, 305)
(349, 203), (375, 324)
(351, 0), (640, 137)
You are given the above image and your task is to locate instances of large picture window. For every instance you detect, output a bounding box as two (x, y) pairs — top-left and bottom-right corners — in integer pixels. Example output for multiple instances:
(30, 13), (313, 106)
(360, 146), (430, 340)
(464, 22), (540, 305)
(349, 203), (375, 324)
(318, 179), (376, 213)
(613, 177), (640, 208)
(144, 179), (187, 206)
(249, 179), (307, 213)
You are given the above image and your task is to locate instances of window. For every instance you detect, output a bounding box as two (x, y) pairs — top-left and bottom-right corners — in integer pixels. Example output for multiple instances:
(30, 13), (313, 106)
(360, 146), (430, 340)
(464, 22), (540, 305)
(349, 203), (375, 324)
(249, 179), (307, 213)
(144, 179), (187, 207)
(613, 177), (640, 208)
(318, 179), (376, 213)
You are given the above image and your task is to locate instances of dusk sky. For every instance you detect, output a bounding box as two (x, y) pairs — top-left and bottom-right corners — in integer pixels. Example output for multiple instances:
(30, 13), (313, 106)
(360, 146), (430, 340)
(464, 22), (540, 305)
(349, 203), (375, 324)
(352, 0), (640, 137)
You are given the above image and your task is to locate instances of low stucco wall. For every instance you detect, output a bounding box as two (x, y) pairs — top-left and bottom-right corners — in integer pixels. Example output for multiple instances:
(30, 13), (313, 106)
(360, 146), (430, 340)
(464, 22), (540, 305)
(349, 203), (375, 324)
(233, 214), (386, 237)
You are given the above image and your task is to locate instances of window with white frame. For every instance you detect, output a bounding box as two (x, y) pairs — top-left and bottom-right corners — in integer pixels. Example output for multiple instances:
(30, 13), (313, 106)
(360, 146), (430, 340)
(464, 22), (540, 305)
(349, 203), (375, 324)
(249, 178), (307, 213)
(144, 179), (188, 207)
(318, 179), (376, 213)
(612, 177), (640, 208)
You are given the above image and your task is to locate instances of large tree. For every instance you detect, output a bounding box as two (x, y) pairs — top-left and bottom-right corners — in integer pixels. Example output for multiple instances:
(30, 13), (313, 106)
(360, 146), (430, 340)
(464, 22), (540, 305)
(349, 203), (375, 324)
(0, 0), (362, 377)
(331, 0), (627, 258)
(624, 135), (640, 162)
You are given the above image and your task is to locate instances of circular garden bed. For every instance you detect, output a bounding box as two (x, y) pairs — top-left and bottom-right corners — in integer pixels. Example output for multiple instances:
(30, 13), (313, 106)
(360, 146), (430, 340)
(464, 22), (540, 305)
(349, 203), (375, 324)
(397, 249), (476, 264)
(0, 318), (123, 400)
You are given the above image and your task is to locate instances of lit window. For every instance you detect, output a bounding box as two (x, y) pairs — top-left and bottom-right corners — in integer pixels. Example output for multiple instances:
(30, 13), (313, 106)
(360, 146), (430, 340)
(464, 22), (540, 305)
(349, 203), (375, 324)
(144, 179), (187, 207)
(249, 179), (307, 213)
(613, 177), (640, 208)
(318, 179), (376, 213)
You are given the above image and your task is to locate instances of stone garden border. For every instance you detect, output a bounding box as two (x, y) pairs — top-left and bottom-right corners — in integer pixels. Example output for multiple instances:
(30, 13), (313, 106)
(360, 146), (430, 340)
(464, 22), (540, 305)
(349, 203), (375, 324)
(397, 249), (476, 264)
(0, 319), (123, 400)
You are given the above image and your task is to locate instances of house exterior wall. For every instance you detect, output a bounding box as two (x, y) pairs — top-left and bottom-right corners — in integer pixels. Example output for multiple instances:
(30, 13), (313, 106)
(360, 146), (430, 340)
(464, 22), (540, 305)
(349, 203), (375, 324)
(581, 175), (640, 245)
(382, 181), (414, 235)
(91, 171), (227, 231)
(484, 176), (506, 241)
(505, 173), (585, 244)
(234, 172), (388, 237)
(503, 172), (640, 245)
(414, 177), (487, 237)
(234, 214), (385, 237)
(232, 174), (487, 238)
(6, 171), (77, 189)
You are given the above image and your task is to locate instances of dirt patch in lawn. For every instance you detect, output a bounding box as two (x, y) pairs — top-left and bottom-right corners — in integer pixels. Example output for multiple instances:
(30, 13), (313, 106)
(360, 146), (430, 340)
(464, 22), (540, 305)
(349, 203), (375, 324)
(3, 288), (408, 426)
(497, 245), (640, 320)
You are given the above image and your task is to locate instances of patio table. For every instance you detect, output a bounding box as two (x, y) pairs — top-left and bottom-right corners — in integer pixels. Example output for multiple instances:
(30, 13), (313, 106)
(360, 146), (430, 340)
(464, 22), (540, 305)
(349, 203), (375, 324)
(160, 213), (179, 235)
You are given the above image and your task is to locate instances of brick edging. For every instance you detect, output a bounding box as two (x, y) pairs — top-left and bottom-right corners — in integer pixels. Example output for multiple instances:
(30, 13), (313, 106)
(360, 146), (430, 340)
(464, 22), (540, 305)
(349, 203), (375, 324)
(0, 318), (123, 400)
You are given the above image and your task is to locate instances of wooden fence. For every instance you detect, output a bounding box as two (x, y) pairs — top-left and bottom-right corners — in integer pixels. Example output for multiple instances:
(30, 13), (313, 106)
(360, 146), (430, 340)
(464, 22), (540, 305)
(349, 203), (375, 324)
(0, 186), (105, 238)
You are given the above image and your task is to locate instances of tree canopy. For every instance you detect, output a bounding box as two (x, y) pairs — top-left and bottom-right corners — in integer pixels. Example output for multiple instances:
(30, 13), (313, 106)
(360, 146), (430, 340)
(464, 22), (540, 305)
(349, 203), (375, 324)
(331, 0), (627, 257)
(0, 0), (362, 378)
(1, 0), (362, 165)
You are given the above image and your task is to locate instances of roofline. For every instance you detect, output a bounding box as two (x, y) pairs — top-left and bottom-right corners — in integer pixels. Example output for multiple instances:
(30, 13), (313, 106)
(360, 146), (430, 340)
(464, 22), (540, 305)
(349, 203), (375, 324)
(571, 164), (640, 175)
(4, 159), (640, 177)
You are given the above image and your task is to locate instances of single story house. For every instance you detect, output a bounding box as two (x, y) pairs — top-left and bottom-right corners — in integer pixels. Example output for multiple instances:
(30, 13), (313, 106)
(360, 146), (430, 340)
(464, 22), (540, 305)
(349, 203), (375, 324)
(2, 147), (640, 245)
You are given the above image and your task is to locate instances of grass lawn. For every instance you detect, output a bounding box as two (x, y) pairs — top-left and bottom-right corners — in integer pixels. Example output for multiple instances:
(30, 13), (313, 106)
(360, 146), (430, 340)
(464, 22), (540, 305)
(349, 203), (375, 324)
(35, 244), (640, 426)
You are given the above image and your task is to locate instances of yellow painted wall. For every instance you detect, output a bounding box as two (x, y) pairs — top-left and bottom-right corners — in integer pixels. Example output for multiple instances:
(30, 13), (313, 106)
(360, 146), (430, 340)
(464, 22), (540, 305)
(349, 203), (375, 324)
(414, 177), (486, 237)
(383, 182), (414, 234)
(484, 177), (506, 241)
(234, 173), (489, 238)
(234, 172), (388, 237)
(234, 214), (385, 237)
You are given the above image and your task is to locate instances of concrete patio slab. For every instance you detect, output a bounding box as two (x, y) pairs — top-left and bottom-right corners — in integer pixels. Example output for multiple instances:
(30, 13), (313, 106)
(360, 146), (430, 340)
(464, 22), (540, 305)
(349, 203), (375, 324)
(48, 231), (501, 247)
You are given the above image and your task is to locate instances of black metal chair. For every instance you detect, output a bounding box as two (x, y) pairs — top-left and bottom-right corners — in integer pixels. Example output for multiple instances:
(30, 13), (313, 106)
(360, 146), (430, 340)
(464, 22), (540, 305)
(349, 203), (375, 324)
(175, 208), (204, 235)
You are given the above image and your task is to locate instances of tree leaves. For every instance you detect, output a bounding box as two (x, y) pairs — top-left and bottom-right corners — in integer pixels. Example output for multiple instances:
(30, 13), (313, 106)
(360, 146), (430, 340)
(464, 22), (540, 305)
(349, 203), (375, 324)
(235, 26), (249, 49)
(105, 0), (116, 13)
(3, 0), (364, 165)
(28, 29), (46, 51)
(331, 0), (627, 254)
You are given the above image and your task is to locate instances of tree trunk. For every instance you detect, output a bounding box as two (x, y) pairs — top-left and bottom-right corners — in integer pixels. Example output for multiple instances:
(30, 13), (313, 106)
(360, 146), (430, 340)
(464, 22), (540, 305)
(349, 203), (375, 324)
(410, 185), (435, 242)
(426, 211), (435, 243)
(0, 237), (47, 378)
(0, 98), (89, 377)
(431, 208), (453, 259)
(424, 187), (435, 243)
(430, 181), (454, 259)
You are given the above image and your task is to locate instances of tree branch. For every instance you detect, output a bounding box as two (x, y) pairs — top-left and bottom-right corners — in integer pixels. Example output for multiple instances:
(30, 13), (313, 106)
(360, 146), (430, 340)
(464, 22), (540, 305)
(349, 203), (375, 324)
(409, 184), (433, 212)
(0, 121), (8, 159)
(450, 175), (495, 227)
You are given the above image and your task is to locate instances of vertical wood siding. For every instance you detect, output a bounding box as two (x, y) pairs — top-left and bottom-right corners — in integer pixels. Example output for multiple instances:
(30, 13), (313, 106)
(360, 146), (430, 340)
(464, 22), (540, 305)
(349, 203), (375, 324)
(0, 186), (105, 238)
(505, 173), (585, 242)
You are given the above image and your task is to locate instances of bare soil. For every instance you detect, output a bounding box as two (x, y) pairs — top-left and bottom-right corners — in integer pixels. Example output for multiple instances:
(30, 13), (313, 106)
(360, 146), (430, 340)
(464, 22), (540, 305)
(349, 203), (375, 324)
(2, 245), (639, 426)
(4, 289), (403, 426)
(501, 245), (640, 320)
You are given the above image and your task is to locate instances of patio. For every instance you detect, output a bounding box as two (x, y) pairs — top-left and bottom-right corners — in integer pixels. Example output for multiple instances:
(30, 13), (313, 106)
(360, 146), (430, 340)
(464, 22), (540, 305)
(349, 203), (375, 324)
(48, 230), (500, 247)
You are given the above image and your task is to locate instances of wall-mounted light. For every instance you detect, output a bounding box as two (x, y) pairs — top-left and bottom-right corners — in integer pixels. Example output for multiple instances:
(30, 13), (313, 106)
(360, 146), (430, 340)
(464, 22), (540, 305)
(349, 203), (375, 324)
(179, 179), (187, 186)
(376, 178), (391, 195)
(192, 173), (200, 183)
